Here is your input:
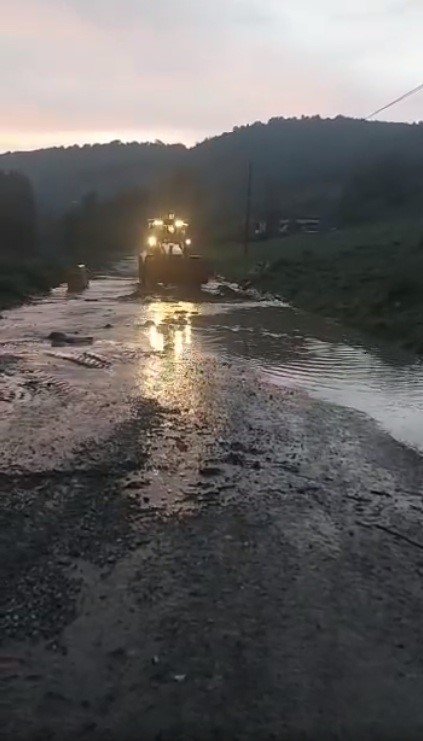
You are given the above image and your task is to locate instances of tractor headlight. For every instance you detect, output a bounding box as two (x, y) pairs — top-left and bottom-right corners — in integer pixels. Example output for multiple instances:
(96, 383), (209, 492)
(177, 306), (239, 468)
(147, 235), (157, 247)
(175, 219), (185, 229)
(185, 238), (192, 246)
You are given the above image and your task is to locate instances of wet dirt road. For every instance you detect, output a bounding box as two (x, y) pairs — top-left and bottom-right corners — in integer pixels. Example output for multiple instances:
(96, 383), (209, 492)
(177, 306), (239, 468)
(2, 262), (423, 740)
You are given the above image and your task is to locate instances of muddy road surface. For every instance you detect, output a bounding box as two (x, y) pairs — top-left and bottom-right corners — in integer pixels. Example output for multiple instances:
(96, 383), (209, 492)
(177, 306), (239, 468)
(2, 261), (423, 740)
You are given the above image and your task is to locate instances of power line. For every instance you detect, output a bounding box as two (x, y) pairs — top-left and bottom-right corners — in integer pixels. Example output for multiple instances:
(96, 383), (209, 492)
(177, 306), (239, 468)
(365, 82), (423, 120)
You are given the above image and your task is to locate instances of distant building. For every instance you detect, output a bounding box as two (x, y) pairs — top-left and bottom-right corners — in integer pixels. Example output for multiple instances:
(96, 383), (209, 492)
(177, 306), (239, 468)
(252, 215), (321, 240)
(295, 218), (320, 234)
(278, 219), (291, 235)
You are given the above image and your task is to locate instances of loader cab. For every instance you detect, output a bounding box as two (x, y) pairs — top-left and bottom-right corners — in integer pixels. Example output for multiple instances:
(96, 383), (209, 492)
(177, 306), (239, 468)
(146, 214), (190, 255)
(140, 213), (211, 289)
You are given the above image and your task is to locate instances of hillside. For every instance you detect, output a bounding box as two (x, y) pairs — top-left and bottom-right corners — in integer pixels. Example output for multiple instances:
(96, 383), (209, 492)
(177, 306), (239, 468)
(2, 117), (423, 229)
(0, 141), (185, 217)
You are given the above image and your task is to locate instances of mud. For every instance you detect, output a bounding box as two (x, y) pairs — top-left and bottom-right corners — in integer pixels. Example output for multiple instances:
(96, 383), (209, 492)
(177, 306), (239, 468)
(2, 263), (423, 739)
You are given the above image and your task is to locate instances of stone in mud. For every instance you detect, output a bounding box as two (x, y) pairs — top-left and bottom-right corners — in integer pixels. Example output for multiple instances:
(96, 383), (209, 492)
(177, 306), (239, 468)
(108, 647), (127, 661)
(224, 451), (245, 466)
(230, 441), (246, 452)
(199, 466), (223, 477)
(48, 332), (93, 347)
(124, 480), (143, 490)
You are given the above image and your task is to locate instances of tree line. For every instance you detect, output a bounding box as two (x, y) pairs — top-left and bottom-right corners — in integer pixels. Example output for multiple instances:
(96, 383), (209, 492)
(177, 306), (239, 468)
(1, 115), (423, 265)
(0, 171), (37, 261)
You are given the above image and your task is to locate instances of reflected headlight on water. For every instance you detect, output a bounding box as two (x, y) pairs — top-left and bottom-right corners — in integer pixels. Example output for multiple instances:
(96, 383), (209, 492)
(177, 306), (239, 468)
(144, 301), (196, 357)
(174, 330), (184, 357)
(148, 324), (165, 353)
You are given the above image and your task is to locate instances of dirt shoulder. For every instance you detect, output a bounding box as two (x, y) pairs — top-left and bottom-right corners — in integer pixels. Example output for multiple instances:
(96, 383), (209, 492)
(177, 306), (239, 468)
(2, 351), (423, 740)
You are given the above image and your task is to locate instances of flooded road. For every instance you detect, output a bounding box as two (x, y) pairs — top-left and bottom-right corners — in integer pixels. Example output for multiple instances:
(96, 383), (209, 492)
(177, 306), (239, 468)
(2, 259), (423, 458)
(3, 261), (423, 740)
(198, 304), (423, 453)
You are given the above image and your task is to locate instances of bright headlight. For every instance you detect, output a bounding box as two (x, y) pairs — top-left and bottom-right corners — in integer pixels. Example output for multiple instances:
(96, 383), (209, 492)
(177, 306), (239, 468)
(147, 235), (157, 247)
(175, 219), (185, 229)
(185, 238), (192, 246)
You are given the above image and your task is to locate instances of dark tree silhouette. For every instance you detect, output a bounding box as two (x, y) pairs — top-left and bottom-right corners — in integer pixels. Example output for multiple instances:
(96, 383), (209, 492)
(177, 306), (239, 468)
(2, 117), (423, 249)
(60, 187), (150, 266)
(0, 171), (37, 260)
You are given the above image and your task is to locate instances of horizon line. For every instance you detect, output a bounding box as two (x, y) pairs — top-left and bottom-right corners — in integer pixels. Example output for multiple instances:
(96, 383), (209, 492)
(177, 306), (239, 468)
(1, 113), (420, 157)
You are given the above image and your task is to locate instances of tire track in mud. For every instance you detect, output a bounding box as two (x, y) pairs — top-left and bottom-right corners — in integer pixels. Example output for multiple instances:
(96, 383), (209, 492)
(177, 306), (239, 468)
(45, 351), (112, 369)
(1, 369), (76, 404)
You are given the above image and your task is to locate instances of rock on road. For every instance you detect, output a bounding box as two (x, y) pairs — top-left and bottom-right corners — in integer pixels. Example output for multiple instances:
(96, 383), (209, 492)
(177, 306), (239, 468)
(1, 267), (423, 740)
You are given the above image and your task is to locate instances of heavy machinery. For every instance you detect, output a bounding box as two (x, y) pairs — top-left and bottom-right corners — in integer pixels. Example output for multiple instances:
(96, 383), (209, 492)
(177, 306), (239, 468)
(139, 214), (211, 289)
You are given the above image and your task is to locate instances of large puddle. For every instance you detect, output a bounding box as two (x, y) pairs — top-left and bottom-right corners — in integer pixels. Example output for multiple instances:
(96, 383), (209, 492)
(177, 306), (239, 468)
(1, 259), (423, 456)
(197, 304), (423, 452)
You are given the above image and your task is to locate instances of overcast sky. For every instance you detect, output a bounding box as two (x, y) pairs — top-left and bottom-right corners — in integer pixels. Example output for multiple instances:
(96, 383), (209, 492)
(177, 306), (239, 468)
(2, 0), (422, 152)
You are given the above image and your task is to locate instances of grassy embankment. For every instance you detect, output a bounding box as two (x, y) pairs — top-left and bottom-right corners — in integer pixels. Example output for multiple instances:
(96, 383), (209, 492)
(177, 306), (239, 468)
(208, 218), (423, 353)
(0, 261), (63, 312)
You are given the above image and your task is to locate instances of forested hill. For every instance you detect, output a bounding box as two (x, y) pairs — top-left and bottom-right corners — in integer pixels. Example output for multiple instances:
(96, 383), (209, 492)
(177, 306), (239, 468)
(0, 141), (186, 216)
(2, 116), (423, 226)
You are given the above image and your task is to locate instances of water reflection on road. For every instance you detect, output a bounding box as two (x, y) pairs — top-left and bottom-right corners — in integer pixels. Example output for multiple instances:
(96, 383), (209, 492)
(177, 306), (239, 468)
(146, 301), (194, 356)
(141, 300), (196, 409)
(137, 289), (423, 453)
(196, 304), (423, 452)
(2, 261), (423, 458)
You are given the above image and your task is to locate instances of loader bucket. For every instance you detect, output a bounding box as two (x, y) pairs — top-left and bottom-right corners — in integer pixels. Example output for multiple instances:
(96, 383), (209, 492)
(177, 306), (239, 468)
(140, 254), (211, 289)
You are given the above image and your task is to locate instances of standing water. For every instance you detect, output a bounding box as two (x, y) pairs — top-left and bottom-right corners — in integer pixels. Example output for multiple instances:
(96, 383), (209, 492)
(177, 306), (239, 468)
(1, 262), (423, 457)
(198, 301), (423, 452)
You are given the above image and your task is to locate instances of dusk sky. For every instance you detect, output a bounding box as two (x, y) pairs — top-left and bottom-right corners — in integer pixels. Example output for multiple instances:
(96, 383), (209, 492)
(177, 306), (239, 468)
(2, 0), (422, 153)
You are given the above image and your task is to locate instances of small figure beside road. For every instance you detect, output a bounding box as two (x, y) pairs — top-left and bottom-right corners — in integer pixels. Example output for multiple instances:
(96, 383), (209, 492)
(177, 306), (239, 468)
(66, 264), (89, 292)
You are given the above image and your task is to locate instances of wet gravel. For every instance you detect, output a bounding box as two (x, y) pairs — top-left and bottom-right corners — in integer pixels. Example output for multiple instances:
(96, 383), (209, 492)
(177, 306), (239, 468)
(2, 272), (423, 739)
(0, 398), (164, 643)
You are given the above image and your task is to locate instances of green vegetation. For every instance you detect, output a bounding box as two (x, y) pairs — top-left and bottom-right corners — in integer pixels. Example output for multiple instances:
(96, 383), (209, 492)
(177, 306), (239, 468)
(0, 261), (63, 310)
(210, 219), (423, 353)
(61, 189), (150, 267)
(0, 171), (62, 309)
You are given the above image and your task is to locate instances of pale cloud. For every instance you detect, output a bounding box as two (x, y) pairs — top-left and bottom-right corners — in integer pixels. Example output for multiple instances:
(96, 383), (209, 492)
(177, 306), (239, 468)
(1, 0), (422, 152)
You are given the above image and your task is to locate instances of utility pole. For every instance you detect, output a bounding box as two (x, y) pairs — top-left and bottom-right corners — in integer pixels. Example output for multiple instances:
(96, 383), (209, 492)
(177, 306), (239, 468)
(243, 160), (252, 257)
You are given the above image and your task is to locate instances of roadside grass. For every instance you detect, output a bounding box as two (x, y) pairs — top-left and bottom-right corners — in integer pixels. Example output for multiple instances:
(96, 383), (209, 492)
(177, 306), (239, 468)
(207, 218), (423, 352)
(0, 260), (63, 310)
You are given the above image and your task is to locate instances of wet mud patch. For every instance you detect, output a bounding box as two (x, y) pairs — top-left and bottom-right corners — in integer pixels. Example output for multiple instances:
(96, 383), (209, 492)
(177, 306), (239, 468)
(0, 397), (166, 643)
